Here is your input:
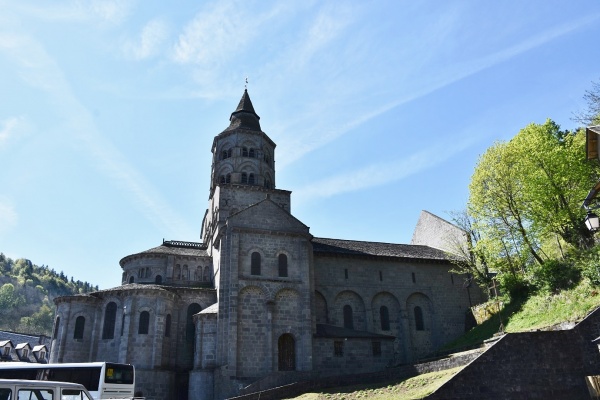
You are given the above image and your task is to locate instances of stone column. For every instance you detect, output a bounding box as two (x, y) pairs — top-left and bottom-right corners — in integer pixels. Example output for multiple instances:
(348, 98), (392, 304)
(267, 301), (274, 372)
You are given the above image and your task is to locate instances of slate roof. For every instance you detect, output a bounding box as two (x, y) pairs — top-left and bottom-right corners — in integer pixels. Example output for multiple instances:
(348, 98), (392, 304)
(0, 331), (50, 347)
(120, 240), (209, 266)
(312, 237), (448, 262)
(199, 303), (218, 314)
(314, 324), (395, 339)
(225, 89), (262, 131)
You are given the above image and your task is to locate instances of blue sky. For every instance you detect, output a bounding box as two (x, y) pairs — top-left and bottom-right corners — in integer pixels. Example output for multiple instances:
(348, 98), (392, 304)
(1, 1), (599, 289)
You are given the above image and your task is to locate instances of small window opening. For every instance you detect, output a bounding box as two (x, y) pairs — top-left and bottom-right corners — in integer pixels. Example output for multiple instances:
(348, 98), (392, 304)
(278, 254), (288, 277)
(251, 252), (261, 275)
(334, 341), (344, 357)
(344, 269), (348, 279)
(379, 271), (383, 281)
(414, 306), (424, 331)
(139, 311), (150, 335)
(372, 341), (382, 357)
(412, 272), (416, 283)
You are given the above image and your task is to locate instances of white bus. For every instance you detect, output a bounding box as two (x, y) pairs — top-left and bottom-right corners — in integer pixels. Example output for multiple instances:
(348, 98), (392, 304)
(0, 362), (136, 400)
(0, 378), (95, 400)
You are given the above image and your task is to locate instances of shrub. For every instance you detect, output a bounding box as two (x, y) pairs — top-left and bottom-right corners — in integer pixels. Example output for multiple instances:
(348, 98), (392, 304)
(497, 272), (530, 300)
(529, 259), (580, 293)
(578, 249), (600, 287)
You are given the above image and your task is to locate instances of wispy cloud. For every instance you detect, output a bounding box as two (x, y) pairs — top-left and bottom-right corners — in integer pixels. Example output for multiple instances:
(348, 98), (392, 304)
(0, 116), (25, 145)
(0, 198), (18, 237)
(3, 0), (134, 24)
(273, 11), (600, 169)
(123, 19), (168, 60)
(293, 134), (478, 204)
(0, 29), (195, 239)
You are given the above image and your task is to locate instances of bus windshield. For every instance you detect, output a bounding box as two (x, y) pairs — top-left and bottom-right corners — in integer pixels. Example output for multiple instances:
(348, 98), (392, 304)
(104, 363), (133, 385)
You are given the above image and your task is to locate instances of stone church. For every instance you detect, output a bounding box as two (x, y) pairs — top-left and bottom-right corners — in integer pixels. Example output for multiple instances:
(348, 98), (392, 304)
(50, 90), (485, 400)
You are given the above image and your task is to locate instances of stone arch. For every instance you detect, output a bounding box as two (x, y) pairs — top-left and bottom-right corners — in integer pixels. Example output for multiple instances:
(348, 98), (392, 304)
(314, 290), (328, 324)
(247, 248), (265, 276)
(218, 140), (234, 160)
(333, 290), (366, 331)
(406, 292), (434, 360)
(371, 292), (401, 333)
(278, 333), (295, 371)
(237, 286), (268, 376)
(102, 301), (119, 340)
(276, 250), (291, 278)
(73, 315), (86, 340)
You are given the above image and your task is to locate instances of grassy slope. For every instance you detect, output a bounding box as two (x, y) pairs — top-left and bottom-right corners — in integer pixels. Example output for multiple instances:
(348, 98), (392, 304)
(443, 280), (600, 352)
(287, 367), (462, 400)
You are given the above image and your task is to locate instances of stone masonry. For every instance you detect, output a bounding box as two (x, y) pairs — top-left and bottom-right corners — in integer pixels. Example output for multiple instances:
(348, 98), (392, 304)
(50, 89), (485, 400)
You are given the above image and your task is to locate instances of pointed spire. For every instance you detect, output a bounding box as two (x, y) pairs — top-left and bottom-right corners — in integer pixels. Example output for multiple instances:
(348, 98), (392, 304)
(227, 89), (261, 131)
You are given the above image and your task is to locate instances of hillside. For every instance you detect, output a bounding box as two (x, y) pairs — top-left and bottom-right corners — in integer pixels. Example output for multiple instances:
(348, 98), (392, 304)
(0, 253), (99, 336)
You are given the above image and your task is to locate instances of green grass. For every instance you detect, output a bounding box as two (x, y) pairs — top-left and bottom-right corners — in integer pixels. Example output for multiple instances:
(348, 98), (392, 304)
(442, 280), (600, 353)
(286, 367), (462, 400)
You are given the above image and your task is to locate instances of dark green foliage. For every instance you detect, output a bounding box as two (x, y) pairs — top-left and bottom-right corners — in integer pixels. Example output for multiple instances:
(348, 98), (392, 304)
(497, 272), (530, 300)
(576, 246), (600, 287)
(528, 259), (580, 293)
(0, 252), (99, 336)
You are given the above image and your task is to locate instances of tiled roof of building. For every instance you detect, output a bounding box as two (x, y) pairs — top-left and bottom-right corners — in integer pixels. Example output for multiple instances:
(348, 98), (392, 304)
(312, 237), (448, 261)
(120, 240), (209, 265)
(314, 324), (395, 339)
(0, 331), (50, 347)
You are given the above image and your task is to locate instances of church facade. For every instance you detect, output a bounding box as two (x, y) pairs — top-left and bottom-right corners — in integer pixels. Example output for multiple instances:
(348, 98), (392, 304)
(50, 90), (485, 400)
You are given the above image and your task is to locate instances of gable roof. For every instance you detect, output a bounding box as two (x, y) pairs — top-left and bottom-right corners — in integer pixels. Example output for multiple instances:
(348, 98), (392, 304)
(312, 237), (448, 262)
(228, 197), (310, 236)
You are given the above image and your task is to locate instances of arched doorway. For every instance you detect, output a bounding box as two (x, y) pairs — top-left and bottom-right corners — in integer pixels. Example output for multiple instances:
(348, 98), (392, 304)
(278, 334), (295, 371)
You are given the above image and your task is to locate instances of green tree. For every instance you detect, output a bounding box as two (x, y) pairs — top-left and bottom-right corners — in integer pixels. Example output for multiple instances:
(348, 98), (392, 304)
(468, 120), (597, 279)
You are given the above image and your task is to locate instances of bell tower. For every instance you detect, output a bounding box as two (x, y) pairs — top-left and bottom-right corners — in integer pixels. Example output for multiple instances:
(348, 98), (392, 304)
(201, 89), (287, 248)
(209, 89), (276, 193)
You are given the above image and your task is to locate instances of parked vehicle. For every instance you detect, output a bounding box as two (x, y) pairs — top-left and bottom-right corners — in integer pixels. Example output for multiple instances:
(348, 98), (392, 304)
(0, 378), (94, 400)
(0, 362), (135, 399)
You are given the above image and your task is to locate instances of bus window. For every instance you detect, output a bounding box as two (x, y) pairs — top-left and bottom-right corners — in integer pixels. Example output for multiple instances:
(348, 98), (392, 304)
(48, 368), (100, 392)
(104, 364), (133, 385)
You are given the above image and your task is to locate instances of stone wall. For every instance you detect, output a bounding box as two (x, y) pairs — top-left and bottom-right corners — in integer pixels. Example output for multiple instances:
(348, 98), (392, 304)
(313, 254), (484, 363)
(427, 307), (600, 400)
(411, 210), (466, 254)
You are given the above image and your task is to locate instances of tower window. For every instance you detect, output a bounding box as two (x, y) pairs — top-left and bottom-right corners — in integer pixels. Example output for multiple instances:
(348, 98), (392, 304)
(165, 314), (171, 338)
(343, 305), (353, 329)
(379, 271), (383, 281)
(226, 174), (231, 184)
(412, 272), (416, 283)
(344, 269), (348, 279)
(241, 173), (248, 184)
(249, 148), (255, 158)
(414, 306), (424, 331)
(248, 173), (255, 185)
(334, 340), (344, 357)
(102, 302), (117, 339)
(138, 311), (150, 335)
(242, 147), (248, 157)
(264, 179), (271, 189)
(221, 149), (232, 160)
(251, 252), (261, 275)
(73, 316), (85, 340)
(278, 254), (288, 277)
(372, 341), (382, 357)
(220, 175), (225, 184)
(380, 306), (390, 331)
